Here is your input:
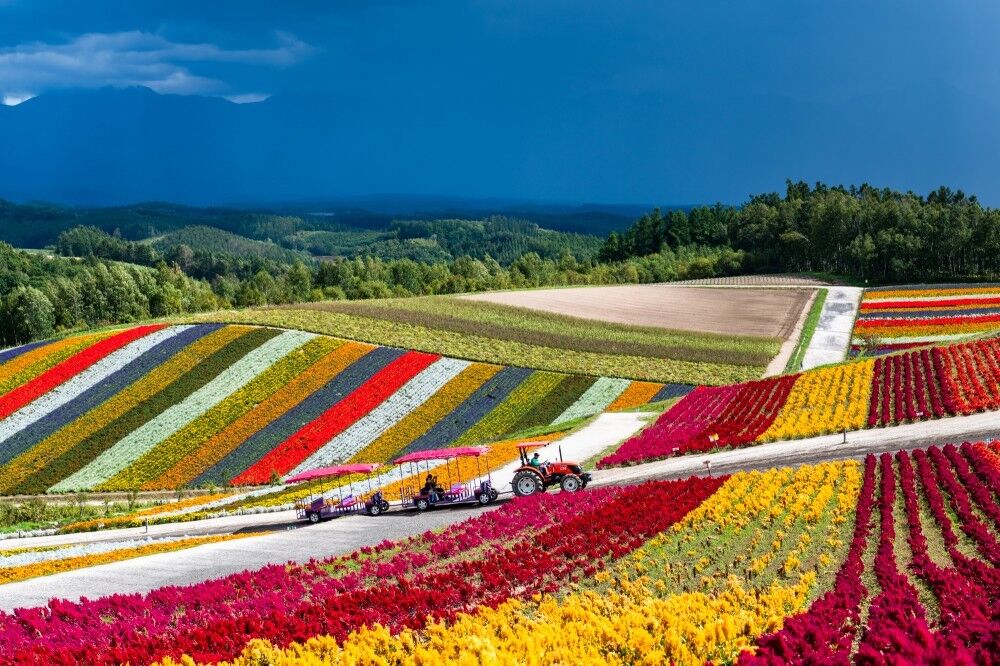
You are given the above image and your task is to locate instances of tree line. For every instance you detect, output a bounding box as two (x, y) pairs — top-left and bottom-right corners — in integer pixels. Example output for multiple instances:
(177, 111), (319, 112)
(0, 226), (743, 346)
(601, 181), (1000, 283)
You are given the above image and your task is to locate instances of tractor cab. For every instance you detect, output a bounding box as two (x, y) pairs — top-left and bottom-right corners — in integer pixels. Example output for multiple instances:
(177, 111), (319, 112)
(511, 441), (591, 497)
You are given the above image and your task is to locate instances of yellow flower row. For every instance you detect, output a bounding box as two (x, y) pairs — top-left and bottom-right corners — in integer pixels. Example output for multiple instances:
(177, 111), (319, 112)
(0, 533), (246, 585)
(347, 363), (500, 464)
(607, 381), (663, 411)
(105, 336), (342, 491)
(0, 326), (251, 494)
(759, 360), (874, 442)
(857, 321), (1000, 338)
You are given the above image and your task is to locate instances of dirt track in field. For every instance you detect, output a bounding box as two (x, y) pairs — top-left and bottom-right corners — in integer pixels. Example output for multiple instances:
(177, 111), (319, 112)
(463, 285), (814, 339)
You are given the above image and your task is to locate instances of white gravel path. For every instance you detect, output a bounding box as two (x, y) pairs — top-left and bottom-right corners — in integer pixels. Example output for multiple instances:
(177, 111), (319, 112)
(800, 286), (863, 369)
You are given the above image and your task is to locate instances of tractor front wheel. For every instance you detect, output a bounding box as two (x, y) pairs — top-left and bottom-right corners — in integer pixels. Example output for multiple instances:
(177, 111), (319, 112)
(560, 474), (583, 493)
(513, 471), (543, 497)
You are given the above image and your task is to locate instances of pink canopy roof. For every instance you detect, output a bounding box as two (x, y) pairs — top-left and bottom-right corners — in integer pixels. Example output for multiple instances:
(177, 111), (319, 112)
(285, 463), (382, 484)
(516, 441), (550, 450)
(393, 446), (488, 465)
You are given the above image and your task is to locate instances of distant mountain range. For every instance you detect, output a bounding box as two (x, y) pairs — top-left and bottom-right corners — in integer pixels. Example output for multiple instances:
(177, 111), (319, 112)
(2, 82), (999, 208)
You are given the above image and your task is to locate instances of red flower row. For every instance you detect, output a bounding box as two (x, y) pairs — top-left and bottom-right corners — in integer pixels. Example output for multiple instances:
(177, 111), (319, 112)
(743, 445), (1000, 664)
(235, 350), (439, 484)
(0, 325), (164, 421)
(597, 375), (794, 467)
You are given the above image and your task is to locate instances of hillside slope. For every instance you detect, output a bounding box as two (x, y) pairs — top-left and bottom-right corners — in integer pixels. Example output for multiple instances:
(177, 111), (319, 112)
(0, 324), (674, 494)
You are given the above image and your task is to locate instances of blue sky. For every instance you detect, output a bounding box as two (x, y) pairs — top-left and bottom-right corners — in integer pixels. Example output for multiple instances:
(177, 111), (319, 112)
(2, 1), (1000, 204)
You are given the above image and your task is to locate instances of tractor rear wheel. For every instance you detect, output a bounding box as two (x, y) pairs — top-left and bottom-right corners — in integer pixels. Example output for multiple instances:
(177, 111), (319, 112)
(513, 471), (543, 497)
(560, 474), (582, 493)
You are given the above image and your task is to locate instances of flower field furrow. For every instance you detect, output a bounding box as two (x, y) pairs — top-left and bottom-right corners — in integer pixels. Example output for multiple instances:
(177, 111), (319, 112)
(129, 335), (337, 490)
(48, 327), (284, 492)
(235, 350), (439, 484)
(0, 324), (165, 422)
(0, 325), (214, 468)
(150, 337), (346, 489)
(452, 370), (565, 445)
(288, 357), (469, 474)
(346, 362), (499, 464)
(0, 325), (244, 495)
(92, 330), (314, 492)
(400, 366), (533, 454)
(552, 376), (631, 425)
(0, 326), (188, 450)
(191, 341), (375, 487)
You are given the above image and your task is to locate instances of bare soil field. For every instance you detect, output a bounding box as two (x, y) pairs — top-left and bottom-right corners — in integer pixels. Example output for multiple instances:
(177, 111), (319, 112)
(462, 285), (814, 339)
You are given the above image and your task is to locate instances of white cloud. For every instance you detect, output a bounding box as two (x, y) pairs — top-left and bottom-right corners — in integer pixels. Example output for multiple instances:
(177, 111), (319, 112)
(0, 30), (312, 100)
(2, 92), (35, 106)
(224, 93), (272, 104)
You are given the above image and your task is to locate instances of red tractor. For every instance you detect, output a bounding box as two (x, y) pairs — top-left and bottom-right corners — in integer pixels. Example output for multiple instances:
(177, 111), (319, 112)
(511, 441), (591, 497)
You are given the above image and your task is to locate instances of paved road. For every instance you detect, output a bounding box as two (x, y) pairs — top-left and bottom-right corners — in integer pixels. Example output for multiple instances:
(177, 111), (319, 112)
(801, 286), (863, 369)
(592, 407), (1000, 486)
(4, 406), (997, 610)
(0, 506), (497, 611)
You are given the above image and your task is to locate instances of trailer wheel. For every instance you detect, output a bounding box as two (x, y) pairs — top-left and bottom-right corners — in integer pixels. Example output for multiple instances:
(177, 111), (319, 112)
(513, 471), (542, 497)
(307, 512), (321, 524)
(478, 492), (492, 505)
(368, 503), (382, 516)
(489, 489), (499, 502)
(379, 500), (390, 512)
(560, 474), (582, 493)
(416, 498), (430, 511)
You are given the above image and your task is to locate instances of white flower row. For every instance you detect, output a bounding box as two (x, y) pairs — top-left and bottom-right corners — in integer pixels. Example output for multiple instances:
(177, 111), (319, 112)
(552, 377), (631, 425)
(287, 357), (471, 477)
(0, 528), (58, 541)
(0, 327), (192, 446)
(51, 331), (317, 492)
(0, 535), (189, 568)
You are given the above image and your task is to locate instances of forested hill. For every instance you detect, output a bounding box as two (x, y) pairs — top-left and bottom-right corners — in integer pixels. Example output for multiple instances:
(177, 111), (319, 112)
(0, 200), (600, 265)
(601, 182), (1000, 283)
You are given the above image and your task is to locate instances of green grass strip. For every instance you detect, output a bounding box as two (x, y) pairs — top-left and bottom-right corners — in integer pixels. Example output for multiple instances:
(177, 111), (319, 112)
(785, 288), (828, 372)
(505, 374), (596, 435)
(14, 327), (279, 494)
(183, 309), (759, 385)
(454, 371), (566, 445)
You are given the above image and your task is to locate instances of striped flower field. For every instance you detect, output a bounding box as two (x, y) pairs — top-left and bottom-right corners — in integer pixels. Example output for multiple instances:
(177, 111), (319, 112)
(851, 284), (1000, 354)
(0, 324), (678, 493)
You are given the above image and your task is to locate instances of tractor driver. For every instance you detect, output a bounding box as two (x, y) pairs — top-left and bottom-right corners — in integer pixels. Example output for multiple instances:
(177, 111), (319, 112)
(529, 452), (547, 475)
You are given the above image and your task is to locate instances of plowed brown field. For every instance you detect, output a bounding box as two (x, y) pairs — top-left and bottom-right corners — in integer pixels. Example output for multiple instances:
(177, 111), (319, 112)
(462, 284), (814, 339)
